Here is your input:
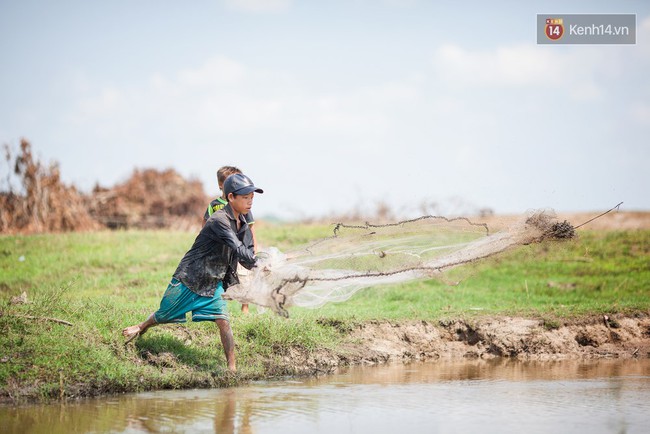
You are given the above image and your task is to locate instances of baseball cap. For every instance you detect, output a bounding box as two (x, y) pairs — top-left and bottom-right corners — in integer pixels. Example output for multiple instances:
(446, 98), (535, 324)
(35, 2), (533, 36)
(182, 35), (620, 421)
(223, 173), (264, 196)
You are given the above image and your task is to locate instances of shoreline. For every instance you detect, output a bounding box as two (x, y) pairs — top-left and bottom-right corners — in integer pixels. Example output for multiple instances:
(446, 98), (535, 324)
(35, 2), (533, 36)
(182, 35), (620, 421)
(276, 314), (650, 376)
(2, 313), (649, 406)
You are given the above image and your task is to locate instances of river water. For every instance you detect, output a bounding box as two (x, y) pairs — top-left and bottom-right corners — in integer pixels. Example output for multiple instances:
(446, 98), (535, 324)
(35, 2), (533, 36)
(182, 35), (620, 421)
(2, 359), (650, 434)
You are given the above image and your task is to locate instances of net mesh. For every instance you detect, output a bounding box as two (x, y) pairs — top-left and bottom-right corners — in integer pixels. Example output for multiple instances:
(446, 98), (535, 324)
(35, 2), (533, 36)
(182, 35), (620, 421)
(224, 210), (575, 317)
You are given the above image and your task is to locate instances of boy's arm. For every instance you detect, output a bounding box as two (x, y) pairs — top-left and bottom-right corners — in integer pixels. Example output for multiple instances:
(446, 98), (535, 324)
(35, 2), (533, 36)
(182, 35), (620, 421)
(212, 216), (257, 269)
(245, 211), (258, 253)
(251, 225), (258, 253)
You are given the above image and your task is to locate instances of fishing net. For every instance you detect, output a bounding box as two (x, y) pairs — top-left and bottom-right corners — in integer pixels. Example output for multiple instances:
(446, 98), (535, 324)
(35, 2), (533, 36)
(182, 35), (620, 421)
(224, 210), (575, 317)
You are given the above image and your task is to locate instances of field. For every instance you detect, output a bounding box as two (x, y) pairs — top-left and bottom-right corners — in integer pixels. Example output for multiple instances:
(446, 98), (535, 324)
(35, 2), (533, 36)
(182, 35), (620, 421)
(1, 216), (649, 403)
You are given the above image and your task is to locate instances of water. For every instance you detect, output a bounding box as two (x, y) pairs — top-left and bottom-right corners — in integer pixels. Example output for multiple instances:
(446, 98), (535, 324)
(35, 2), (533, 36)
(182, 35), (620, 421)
(2, 359), (650, 434)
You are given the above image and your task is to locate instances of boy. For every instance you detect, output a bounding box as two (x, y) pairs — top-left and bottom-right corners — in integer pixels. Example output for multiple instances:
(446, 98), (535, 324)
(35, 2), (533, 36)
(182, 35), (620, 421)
(122, 173), (264, 372)
(203, 166), (241, 224)
(204, 166), (257, 314)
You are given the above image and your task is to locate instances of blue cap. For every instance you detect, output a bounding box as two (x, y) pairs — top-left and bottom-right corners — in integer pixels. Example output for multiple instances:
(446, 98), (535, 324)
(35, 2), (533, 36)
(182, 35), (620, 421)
(223, 173), (264, 197)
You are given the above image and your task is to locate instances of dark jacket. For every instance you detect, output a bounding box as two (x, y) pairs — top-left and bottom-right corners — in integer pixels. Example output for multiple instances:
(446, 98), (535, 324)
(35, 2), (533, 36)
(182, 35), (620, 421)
(173, 204), (256, 297)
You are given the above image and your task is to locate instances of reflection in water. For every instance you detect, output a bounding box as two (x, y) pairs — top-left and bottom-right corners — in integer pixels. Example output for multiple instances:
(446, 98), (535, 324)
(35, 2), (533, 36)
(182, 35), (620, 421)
(2, 359), (650, 434)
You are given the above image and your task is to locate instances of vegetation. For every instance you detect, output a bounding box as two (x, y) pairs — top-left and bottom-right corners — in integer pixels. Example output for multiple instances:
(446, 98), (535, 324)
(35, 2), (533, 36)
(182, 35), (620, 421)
(1, 226), (648, 402)
(1, 139), (207, 233)
(311, 229), (650, 320)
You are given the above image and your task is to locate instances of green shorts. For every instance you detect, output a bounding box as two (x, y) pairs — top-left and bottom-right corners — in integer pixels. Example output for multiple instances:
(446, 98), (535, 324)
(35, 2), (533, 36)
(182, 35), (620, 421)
(153, 278), (228, 324)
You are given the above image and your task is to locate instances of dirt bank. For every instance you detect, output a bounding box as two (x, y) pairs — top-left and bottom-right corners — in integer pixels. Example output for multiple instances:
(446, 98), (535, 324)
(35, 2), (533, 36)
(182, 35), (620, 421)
(2, 314), (649, 404)
(272, 314), (650, 375)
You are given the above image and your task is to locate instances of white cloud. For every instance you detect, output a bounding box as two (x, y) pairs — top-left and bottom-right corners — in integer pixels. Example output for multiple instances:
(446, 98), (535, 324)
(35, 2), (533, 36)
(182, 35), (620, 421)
(223, 0), (291, 13)
(177, 57), (248, 87)
(74, 87), (125, 118)
(641, 16), (650, 46)
(63, 55), (424, 150)
(433, 43), (606, 101)
(435, 44), (561, 86)
(631, 102), (650, 125)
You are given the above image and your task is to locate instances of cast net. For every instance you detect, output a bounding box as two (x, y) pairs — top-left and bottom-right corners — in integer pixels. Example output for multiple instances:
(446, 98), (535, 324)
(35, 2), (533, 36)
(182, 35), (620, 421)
(224, 210), (575, 317)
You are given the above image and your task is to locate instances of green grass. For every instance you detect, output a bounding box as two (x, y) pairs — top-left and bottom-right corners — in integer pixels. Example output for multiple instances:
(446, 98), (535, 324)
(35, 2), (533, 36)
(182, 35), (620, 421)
(1, 225), (648, 402)
(307, 230), (649, 320)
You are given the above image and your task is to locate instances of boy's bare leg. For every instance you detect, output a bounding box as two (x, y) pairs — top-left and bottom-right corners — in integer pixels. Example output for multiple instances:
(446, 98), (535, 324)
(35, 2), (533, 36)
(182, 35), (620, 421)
(241, 303), (249, 314)
(216, 318), (236, 372)
(122, 313), (157, 340)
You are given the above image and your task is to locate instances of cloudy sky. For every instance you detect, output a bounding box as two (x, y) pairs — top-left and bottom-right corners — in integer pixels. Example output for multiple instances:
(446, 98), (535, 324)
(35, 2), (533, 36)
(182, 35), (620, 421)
(1, 0), (648, 220)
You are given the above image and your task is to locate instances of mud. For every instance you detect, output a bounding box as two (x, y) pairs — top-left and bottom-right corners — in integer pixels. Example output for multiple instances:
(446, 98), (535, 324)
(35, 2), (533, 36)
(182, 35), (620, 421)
(271, 314), (650, 375)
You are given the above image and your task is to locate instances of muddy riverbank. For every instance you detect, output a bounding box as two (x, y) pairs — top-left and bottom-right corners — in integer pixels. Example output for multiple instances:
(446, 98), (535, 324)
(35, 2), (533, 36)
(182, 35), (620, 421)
(2, 314), (649, 405)
(270, 314), (650, 375)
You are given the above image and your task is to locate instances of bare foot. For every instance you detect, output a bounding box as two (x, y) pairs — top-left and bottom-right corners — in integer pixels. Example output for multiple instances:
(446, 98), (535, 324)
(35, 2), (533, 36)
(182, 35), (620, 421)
(228, 364), (237, 373)
(123, 325), (147, 344)
(122, 325), (141, 339)
(241, 304), (249, 314)
(122, 314), (156, 344)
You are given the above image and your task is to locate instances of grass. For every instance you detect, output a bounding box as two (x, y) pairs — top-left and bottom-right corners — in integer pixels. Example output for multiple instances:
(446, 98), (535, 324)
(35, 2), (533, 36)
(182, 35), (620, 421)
(1, 225), (649, 402)
(292, 229), (650, 321)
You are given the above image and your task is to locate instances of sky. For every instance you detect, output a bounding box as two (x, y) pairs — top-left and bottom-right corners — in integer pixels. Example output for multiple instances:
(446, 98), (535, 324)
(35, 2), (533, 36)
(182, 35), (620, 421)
(1, 0), (649, 221)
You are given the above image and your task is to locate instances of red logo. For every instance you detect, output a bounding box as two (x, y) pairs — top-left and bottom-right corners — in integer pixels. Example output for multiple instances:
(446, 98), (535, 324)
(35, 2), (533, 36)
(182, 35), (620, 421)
(545, 18), (564, 40)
